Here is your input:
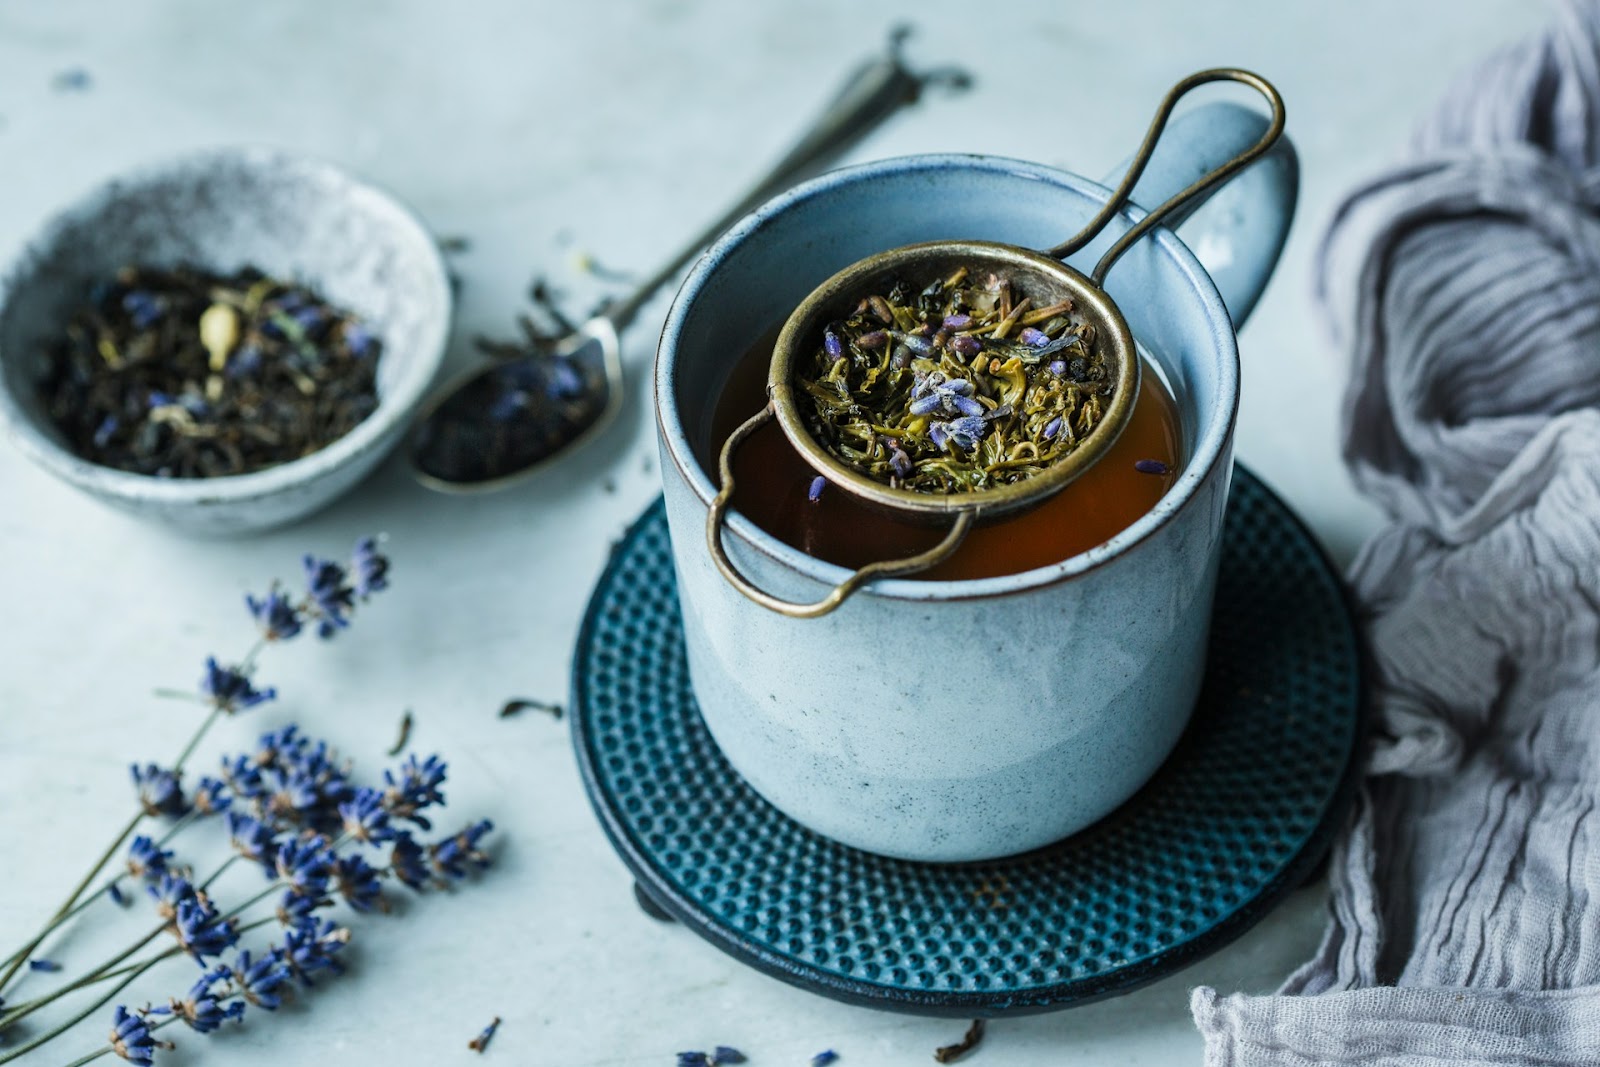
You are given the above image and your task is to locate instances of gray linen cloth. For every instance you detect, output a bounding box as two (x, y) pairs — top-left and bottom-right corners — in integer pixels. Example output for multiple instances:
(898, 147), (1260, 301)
(1190, 2), (1600, 1063)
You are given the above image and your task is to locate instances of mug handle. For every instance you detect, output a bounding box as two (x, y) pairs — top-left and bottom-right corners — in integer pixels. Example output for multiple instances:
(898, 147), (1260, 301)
(1101, 95), (1299, 328)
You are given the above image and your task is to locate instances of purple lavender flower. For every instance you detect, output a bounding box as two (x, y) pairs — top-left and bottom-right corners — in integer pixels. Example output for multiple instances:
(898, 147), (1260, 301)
(909, 374), (984, 418)
(149, 969), (241, 1034)
(28, 958), (61, 972)
(1048, 359), (1068, 377)
(147, 873), (195, 922)
(929, 415), (989, 453)
(338, 787), (393, 844)
(219, 754), (265, 802)
(807, 476), (826, 504)
(856, 330), (889, 350)
(273, 835), (334, 899)
(950, 334), (982, 357)
(544, 357), (584, 400)
(260, 765), (323, 827)
(121, 290), (163, 330)
(429, 819), (495, 882)
(126, 836), (173, 884)
(245, 586), (302, 642)
(344, 323), (377, 358)
(93, 415), (119, 449)
(389, 832), (430, 891)
(282, 919), (350, 986)
(201, 658), (276, 714)
(382, 754), (447, 829)
(131, 763), (187, 818)
(172, 896), (239, 963)
(488, 386), (529, 422)
(887, 443), (913, 479)
(107, 1004), (173, 1065)
(275, 887), (322, 928)
(332, 854), (385, 913)
(109, 880), (129, 906)
(192, 776), (231, 816)
(252, 725), (305, 770)
(1018, 326), (1050, 347)
(942, 314), (972, 330)
(227, 812), (278, 876)
(232, 948), (292, 1011)
(680, 1051), (748, 1067)
(1134, 458), (1171, 476)
(812, 1052), (840, 1067)
(227, 343), (264, 378)
(302, 555), (355, 639)
(290, 304), (327, 335)
(351, 536), (390, 598)
(824, 327), (845, 361)
(1043, 416), (1063, 440)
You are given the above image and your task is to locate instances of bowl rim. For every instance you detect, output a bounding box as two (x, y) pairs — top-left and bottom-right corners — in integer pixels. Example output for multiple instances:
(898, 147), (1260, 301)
(0, 145), (452, 505)
(655, 152), (1242, 603)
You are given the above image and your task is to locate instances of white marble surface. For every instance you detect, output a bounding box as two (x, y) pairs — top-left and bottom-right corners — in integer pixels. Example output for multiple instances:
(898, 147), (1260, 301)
(0, 2), (1544, 1064)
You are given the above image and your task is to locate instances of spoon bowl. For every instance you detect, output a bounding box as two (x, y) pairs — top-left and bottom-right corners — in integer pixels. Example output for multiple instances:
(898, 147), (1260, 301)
(409, 317), (620, 490)
(404, 28), (968, 493)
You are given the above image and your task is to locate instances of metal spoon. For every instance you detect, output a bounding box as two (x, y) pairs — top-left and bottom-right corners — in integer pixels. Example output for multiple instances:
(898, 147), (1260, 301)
(408, 28), (969, 492)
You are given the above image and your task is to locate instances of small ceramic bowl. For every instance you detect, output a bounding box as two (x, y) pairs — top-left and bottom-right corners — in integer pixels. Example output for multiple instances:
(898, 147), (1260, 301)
(0, 147), (452, 535)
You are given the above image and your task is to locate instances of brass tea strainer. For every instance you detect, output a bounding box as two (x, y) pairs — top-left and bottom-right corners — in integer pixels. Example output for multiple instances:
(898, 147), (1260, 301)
(710, 68), (1285, 618)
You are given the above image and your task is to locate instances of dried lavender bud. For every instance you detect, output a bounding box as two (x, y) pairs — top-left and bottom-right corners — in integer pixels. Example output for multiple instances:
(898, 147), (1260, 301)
(824, 328), (845, 361)
(1134, 459), (1171, 475)
(808, 475), (826, 503)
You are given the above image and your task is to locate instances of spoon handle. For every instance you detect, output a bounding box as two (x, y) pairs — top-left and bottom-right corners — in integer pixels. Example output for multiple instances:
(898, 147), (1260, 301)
(602, 27), (970, 333)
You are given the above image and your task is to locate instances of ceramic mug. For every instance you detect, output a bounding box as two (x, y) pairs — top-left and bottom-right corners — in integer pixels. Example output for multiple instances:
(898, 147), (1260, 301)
(655, 101), (1297, 862)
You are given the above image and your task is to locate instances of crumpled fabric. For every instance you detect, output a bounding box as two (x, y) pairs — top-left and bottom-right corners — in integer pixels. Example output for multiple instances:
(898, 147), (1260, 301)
(1190, 3), (1600, 1063)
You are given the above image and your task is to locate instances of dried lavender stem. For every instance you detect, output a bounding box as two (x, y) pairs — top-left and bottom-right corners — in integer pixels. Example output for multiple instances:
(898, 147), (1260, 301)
(0, 800), (209, 975)
(0, 809), (144, 995)
(0, 901), (279, 1038)
(0, 704), (221, 994)
(0, 966), (153, 1065)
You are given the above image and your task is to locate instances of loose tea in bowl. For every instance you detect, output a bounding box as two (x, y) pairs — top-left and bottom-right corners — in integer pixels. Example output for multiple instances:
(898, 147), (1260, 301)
(39, 264), (381, 479)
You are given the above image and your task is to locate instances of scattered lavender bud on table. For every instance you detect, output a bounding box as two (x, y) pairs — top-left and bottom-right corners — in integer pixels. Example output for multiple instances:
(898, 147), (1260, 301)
(468, 1015), (502, 1052)
(27, 958), (61, 973)
(812, 1050), (840, 1066)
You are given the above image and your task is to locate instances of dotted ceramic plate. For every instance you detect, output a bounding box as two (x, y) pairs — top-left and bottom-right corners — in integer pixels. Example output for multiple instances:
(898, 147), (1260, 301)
(570, 466), (1363, 1017)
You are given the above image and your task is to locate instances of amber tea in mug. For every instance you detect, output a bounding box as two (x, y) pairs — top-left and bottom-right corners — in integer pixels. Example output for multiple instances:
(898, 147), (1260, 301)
(710, 328), (1182, 582)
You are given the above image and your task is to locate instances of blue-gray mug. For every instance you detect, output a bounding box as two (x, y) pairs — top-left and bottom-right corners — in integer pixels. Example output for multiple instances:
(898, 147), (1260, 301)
(656, 77), (1298, 862)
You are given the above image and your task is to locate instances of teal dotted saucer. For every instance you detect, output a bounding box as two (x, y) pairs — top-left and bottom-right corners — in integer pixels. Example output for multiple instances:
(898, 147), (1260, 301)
(570, 466), (1363, 1017)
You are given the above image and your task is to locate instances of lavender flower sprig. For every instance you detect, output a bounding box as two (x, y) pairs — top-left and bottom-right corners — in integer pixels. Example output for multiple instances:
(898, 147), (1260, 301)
(0, 724), (494, 1065)
(0, 538), (390, 1001)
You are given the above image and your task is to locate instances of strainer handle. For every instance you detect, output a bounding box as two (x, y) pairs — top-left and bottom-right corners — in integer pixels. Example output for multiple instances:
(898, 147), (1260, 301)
(707, 404), (975, 619)
(1045, 68), (1287, 288)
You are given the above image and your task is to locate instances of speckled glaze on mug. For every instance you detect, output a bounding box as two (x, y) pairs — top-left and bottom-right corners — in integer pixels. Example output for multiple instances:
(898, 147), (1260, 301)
(656, 103), (1297, 862)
